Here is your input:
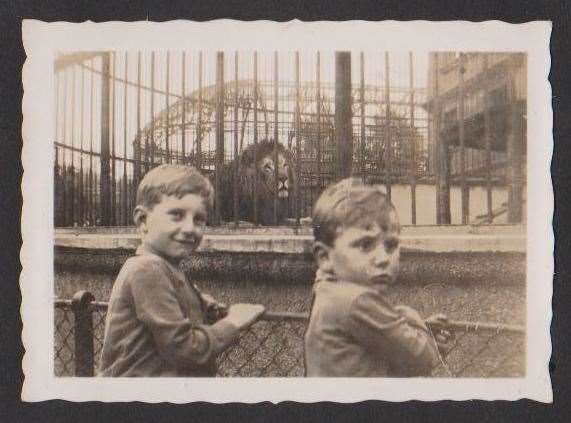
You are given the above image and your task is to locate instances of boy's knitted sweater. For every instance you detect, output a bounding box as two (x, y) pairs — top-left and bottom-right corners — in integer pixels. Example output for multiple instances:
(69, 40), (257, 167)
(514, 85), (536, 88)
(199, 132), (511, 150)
(99, 246), (237, 377)
(304, 270), (439, 377)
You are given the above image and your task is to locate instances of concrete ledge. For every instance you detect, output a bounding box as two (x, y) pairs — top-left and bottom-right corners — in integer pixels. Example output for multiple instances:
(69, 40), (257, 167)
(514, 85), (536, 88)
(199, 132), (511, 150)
(55, 225), (526, 254)
(56, 223), (525, 236)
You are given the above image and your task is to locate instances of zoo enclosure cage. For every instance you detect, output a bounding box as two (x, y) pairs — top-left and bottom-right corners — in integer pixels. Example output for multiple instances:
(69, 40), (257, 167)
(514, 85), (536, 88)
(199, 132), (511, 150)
(53, 51), (525, 228)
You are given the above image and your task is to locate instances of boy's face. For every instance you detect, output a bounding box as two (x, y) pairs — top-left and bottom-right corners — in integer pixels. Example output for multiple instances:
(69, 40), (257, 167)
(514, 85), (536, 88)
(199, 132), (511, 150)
(324, 216), (400, 290)
(137, 193), (207, 263)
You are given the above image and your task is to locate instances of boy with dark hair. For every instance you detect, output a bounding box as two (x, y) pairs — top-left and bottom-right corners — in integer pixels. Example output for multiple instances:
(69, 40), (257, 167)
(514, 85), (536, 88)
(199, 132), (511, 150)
(99, 164), (264, 377)
(305, 177), (447, 377)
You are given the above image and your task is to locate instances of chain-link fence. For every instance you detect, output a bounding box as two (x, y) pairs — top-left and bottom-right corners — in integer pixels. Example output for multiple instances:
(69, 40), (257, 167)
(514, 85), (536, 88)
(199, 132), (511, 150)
(54, 291), (525, 377)
(217, 313), (307, 377)
(54, 301), (75, 376)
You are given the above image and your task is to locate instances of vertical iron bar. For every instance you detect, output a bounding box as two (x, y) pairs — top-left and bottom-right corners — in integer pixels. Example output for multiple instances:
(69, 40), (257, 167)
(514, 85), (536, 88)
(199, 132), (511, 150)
(54, 70), (60, 226)
(433, 54), (440, 223)
(360, 52), (366, 181)
(123, 52), (129, 226)
(70, 65), (76, 225)
(80, 63), (85, 224)
(234, 51), (239, 226)
(181, 52), (186, 164)
(89, 59), (94, 225)
(458, 53), (468, 224)
(55, 145), (59, 225)
(483, 54), (493, 222)
(197, 52), (203, 171)
(150, 51), (155, 166)
(62, 70), (68, 225)
(295, 51), (301, 224)
(128, 177), (133, 221)
(434, 53), (451, 224)
(273, 51), (279, 225)
(215, 52), (224, 225)
(316, 52), (322, 194)
(384, 52), (392, 201)
(94, 173), (100, 224)
(166, 51), (171, 164)
(335, 51), (353, 180)
(409, 52), (417, 225)
(143, 55), (149, 172)
(253, 52), (258, 225)
(111, 52), (117, 225)
(135, 51), (142, 194)
(100, 53), (112, 226)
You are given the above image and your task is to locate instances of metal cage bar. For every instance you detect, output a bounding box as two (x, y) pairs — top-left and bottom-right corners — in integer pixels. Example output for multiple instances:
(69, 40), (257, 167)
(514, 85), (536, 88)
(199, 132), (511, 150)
(273, 51), (279, 225)
(409, 52), (417, 225)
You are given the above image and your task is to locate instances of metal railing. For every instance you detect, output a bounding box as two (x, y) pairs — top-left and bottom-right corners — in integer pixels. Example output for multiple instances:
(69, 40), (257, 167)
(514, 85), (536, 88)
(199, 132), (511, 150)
(55, 290), (525, 378)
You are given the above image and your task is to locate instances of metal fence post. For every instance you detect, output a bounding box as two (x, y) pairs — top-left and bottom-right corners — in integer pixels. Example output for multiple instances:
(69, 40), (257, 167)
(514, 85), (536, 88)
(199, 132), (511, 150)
(384, 52), (392, 201)
(483, 54), (493, 223)
(100, 52), (112, 226)
(71, 290), (95, 376)
(214, 52), (225, 226)
(335, 51), (353, 180)
(409, 52), (417, 225)
(433, 53), (451, 224)
(295, 51), (301, 223)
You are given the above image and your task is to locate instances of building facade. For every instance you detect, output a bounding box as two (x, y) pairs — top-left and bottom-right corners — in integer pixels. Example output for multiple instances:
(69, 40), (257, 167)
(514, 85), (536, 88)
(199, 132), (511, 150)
(425, 52), (526, 223)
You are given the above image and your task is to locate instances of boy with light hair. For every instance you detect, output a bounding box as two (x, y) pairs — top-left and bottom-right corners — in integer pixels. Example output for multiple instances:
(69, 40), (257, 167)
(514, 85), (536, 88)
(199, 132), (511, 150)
(100, 164), (264, 377)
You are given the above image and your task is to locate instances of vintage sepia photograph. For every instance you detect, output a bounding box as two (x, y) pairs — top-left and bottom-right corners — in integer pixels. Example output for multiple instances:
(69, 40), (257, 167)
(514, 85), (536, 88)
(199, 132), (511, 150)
(21, 20), (552, 402)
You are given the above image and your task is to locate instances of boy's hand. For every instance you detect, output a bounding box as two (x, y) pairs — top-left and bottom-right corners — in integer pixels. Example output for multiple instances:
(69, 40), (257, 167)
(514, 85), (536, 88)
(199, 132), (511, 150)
(201, 293), (218, 307)
(394, 305), (426, 329)
(202, 293), (229, 323)
(225, 304), (265, 330)
(425, 313), (449, 329)
(433, 329), (455, 357)
(425, 314), (455, 357)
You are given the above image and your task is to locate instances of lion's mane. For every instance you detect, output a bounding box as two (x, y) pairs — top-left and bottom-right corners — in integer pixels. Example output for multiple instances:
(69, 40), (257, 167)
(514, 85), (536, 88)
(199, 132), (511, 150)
(218, 139), (296, 225)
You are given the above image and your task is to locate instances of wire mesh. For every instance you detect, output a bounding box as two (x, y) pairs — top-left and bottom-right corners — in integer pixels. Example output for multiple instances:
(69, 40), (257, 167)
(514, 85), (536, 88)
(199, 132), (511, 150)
(430, 328), (525, 377)
(217, 318), (306, 377)
(92, 305), (107, 373)
(54, 297), (525, 378)
(54, 300), (75, 376)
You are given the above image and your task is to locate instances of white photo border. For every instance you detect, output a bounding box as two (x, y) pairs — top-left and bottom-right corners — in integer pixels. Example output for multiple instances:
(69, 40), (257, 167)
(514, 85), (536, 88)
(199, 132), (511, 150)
(21, 19), (553, 403)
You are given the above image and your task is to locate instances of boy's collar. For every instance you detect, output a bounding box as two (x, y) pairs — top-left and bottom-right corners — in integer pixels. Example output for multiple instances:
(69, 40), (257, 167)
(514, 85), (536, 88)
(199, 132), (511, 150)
(135, 244), (185, 276)
(315, 268), (338, 284)
(135, 243), (158, 258)
(315, 268), (389, 294)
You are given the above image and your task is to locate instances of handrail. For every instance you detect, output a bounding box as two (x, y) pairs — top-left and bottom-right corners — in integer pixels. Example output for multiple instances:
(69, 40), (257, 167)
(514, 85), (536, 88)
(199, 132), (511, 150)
(55, 296), (525, 333)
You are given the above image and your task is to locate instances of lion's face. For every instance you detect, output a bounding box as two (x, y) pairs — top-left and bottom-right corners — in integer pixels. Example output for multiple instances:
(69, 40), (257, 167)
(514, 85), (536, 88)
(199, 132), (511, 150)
(258, 153), (290, 199)
(233, 139), (296, 225)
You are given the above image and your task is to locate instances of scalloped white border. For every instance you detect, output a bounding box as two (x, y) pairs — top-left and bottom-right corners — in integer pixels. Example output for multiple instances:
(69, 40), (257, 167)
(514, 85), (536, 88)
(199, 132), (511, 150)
(21, 19), (553, 403)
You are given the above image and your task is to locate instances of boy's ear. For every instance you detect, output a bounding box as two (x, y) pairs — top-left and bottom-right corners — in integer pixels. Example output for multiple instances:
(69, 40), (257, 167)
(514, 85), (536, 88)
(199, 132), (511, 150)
(313, 241), (333, 273)
(133, 206), (148, 233)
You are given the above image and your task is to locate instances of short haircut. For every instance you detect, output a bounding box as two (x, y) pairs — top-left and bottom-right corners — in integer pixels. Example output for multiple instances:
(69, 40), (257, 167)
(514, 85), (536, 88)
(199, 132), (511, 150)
(136, 164), (214, 210)
(312, 177), (400, 247)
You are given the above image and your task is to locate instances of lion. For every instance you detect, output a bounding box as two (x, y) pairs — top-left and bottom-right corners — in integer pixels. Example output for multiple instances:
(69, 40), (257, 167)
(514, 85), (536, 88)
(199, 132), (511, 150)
(218, 139), (296, 226)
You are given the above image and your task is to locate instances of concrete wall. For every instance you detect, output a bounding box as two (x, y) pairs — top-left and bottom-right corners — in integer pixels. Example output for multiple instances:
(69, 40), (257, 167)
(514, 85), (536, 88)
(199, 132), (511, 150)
(55, 224), (526, 284)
